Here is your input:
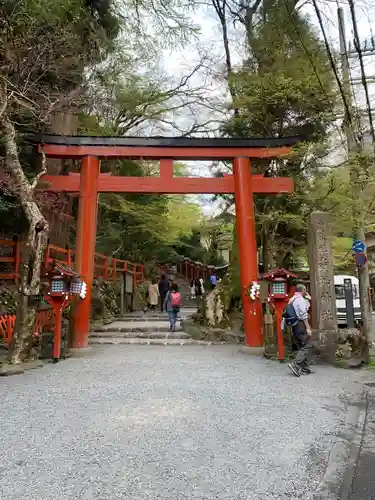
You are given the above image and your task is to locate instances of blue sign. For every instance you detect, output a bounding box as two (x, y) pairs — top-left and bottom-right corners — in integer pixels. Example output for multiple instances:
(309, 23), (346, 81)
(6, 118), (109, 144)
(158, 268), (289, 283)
(352, 240), (366, 253)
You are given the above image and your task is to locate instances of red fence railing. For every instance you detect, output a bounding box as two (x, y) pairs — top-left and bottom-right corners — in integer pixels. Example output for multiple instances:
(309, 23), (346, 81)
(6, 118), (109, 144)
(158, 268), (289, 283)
(0, 237), (21, 282)
(0, 239), (145, 346)
(0, 308), (55, 347)
(158, 260), (212, 282)
(0, 238), (144, 285)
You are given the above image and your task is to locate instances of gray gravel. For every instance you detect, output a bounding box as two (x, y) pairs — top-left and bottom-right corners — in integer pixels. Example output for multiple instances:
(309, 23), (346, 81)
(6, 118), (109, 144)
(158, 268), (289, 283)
(0, 346), (367, 500)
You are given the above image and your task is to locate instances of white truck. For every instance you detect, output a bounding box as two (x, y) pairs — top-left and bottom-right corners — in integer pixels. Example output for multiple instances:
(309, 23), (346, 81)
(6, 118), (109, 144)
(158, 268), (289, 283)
(334, 274), (361, 326)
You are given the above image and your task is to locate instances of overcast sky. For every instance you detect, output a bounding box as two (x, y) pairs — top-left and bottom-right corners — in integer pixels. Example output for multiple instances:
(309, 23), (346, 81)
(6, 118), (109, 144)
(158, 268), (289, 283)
(158, 0), (375, 215)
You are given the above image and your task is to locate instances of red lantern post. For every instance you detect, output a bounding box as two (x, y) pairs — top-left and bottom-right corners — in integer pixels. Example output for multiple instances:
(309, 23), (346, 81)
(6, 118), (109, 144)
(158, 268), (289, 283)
(263, 268), (297, 362)
(45, 263), (87, 363)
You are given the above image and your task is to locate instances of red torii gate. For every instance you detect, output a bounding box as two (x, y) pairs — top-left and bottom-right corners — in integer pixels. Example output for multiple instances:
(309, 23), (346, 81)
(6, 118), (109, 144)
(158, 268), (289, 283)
(32, 134), (302, 349)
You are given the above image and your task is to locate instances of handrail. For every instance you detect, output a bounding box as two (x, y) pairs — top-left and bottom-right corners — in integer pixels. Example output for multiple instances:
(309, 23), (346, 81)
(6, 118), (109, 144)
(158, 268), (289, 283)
(0, 238), (144, 284)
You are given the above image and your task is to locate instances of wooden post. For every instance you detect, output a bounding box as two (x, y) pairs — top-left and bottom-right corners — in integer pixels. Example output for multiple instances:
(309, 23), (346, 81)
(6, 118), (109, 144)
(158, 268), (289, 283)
(112, 258), (117, 281)
(103, 256), (109, 280)
(13, 236), (21, 285)
(66, 245), (72, 267)
(132, 267), (136, 294)
(120, 277), (125, 316)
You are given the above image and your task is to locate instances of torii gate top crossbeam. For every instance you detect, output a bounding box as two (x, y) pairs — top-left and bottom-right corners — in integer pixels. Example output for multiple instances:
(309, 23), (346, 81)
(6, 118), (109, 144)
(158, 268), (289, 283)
(29, 134), (304, 160)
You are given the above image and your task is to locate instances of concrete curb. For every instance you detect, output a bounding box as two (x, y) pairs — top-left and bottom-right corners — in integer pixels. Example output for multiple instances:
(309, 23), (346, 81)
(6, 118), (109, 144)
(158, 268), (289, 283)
(69, 347), (94, 358)
(0, 360), (44, 376)
(313, 385), (368, 500)
(238, 346), (265, 357)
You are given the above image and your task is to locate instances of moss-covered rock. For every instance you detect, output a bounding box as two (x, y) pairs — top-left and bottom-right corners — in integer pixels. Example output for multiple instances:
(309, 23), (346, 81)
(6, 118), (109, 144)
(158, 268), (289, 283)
(335, 328), (368, 363)
(133, 281), (149, 311)
(91, 279), (121, 323)
(183, 317), (244, 343)
(187, 282), (245, 342)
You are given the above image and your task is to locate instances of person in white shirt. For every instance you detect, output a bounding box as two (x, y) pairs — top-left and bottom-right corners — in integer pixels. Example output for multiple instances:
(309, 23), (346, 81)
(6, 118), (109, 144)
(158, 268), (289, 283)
(288, 284), (313, 377)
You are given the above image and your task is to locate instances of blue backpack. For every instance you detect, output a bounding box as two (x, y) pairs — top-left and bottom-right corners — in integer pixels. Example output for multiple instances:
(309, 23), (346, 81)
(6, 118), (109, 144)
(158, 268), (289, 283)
(283, 302), (299, 326)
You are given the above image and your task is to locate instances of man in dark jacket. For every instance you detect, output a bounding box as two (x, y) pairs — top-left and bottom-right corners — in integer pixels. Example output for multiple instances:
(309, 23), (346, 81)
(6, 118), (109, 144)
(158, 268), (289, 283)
(158, 275), (169, 312)
(287, 284), (313, 377)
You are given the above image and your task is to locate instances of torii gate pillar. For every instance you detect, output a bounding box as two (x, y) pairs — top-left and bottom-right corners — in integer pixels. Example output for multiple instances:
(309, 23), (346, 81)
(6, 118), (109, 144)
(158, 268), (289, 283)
(72, 155), (100, 348)
(233, 157), (263, 346)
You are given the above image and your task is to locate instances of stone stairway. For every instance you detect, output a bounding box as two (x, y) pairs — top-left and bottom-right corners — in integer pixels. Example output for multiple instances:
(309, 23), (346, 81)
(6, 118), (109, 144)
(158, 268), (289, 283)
(89, 308), (201, 345)
(89, 274), (207, 346)
(172, 275), (197, 309)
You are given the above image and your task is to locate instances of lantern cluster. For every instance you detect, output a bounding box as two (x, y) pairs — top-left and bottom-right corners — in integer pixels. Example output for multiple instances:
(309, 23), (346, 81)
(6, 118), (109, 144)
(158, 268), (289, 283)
(46, 263), (87, 300)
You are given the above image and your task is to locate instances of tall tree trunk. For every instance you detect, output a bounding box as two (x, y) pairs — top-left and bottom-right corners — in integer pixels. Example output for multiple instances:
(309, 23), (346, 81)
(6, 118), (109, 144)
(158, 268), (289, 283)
(211, 0), (238, 114)
(0, 114), (49, 364)
(261, 228), (270, 272)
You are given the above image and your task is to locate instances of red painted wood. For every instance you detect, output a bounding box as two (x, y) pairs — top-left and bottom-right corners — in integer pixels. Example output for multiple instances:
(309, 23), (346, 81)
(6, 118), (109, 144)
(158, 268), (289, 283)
(40, 144), (292, 159)
(160, 159), (174, 177)
(72, 156), (100, 349)
(233, 157), (263, 347)
(37, 143), (295, 351)
(41, 173), (293, 194)
(275, 301), (286, 361)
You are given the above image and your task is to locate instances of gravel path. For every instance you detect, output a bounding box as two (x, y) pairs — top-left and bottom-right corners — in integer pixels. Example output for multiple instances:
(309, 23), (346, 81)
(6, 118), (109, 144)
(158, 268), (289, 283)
(0, 345), (367, 500)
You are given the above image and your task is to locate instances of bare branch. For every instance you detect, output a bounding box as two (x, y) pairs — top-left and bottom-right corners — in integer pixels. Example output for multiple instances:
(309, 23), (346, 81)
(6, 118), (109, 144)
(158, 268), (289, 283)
(43, 86), (84, 122)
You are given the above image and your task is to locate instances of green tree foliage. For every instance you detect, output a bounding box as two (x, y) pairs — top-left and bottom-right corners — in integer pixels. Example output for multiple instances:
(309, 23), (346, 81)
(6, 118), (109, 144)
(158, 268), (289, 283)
(77, 64), (215, 267)
(219, 0), (337, 271)
(96, 191), (203, 263)
(0, 0), (121, 232)
(307, 154), (375, 272)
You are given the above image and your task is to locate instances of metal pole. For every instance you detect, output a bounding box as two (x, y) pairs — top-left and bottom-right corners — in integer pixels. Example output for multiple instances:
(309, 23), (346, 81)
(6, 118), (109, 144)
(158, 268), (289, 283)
(338, 7), (374, 345)
(53, 305), (62, 363)
(344, 278), (355, 328)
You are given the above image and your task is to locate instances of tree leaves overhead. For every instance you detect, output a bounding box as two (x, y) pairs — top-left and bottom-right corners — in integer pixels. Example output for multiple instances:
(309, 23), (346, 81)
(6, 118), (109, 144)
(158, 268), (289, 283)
(96, 191), (203, 263)
(210, 0), (339, 271)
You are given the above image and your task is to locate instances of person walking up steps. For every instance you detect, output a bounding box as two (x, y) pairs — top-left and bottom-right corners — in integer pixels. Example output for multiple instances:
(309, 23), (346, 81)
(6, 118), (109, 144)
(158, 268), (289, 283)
(158, 274), (169, 313)
(190, 279), (196, 300)
(164, 283), (181, 332)
(147, 278), (160, 311)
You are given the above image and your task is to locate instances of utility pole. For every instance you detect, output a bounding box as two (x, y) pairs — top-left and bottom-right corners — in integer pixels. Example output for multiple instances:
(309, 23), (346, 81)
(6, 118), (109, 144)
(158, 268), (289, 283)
(338, 6), (374, 349)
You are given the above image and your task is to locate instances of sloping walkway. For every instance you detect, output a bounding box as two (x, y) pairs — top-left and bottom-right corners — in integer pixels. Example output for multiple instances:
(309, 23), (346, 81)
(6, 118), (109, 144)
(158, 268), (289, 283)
(0, 345), (370, 500)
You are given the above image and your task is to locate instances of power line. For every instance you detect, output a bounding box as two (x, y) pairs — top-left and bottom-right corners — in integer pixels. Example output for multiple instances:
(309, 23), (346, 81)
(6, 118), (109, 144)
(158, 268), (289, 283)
(348, 0), (375, 143)
(311, 0), (360, 148)
(336, 0), (362, 128)
(282, 0), (347, 146)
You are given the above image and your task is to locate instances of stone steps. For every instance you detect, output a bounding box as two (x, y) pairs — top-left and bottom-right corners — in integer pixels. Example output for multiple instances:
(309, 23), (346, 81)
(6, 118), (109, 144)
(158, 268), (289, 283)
(89, 306), (196, 346)
(89, 337), (222, 346)
(91, 322), (173, 330)
(90, 330), (190, 339)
